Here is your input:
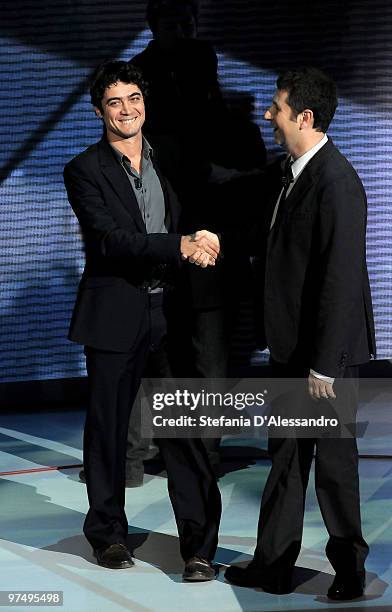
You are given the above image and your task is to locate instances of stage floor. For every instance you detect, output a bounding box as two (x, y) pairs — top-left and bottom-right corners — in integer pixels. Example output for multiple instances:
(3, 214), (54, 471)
(0, 407), (391, 612)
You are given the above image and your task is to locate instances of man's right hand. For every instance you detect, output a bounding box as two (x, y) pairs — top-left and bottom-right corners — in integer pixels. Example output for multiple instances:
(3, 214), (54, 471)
(180, 230), (220, 268)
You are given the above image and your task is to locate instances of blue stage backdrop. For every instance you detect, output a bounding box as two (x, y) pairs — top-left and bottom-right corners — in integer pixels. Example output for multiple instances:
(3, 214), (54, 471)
(0, 0), (390, 382)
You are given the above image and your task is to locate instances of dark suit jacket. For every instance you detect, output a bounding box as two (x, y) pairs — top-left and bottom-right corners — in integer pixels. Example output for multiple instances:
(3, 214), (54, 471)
(63, 135), (182, 352)
(226, 139), (376, 378)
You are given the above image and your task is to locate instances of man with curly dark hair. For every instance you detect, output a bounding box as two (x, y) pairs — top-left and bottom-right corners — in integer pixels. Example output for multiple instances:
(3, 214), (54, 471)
(63, 59), (221, 579)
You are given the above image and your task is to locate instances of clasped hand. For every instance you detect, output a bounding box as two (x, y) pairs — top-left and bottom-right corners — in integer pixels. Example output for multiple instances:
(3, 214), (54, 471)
(308, 373), (336, 400)
(180, 230), (220, 268)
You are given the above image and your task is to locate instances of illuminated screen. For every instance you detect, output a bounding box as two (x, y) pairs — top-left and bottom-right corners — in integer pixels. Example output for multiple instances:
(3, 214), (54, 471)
(1, 1), (390, 382)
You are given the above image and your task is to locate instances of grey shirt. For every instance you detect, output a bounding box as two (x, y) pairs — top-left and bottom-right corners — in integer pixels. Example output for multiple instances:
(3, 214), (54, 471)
(111, 137), (168, 235)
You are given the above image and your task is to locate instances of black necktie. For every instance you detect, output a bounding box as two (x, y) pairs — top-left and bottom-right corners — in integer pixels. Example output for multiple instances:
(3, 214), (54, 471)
(281, 156), (294, 193)
(271, 157), (294, 229)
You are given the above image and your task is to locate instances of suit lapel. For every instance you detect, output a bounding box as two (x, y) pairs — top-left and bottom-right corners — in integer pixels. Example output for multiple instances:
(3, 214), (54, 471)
(283, 168), (316, 213)
(278, 139), (335, 218)
(97, 137), (146, 233)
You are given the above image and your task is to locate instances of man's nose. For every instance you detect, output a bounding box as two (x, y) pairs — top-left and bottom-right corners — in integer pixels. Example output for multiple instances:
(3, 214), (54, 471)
(121, 100), (133, 114)
(264, 108), (272, 120)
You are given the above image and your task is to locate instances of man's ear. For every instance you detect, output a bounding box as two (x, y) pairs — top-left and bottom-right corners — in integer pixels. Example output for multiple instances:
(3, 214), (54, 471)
(299, 108), (314, 130)
(94, 107), (103, 119)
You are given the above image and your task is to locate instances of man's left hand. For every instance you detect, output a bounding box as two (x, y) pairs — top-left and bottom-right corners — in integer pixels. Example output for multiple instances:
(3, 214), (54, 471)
(308, 373), (336, 400)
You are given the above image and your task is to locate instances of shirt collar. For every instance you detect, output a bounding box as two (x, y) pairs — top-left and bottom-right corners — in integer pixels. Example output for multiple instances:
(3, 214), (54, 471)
(290, 134), (328, 181)
(142, 136), (153, 160)
(110, 136), (153, 164)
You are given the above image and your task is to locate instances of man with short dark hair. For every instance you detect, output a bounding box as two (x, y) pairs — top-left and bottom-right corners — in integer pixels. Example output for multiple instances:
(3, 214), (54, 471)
(224, 67), (376, 600)
(63, 59), (221, 580)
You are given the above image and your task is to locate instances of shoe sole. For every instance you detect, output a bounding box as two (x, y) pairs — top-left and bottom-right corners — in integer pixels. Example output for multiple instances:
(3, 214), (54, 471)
(327, 592), (364, 601)
(224, 575), (292, 594)
(183, 572), (215, 582)
(96, 559), (134, 569)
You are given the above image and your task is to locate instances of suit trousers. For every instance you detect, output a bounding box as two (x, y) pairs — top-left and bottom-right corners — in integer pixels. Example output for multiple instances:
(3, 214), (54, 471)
(125, 316), (173, 476)
(83, 292), (221, 560)
(252, 363), (368, 580)
(167, 304), (229, 461)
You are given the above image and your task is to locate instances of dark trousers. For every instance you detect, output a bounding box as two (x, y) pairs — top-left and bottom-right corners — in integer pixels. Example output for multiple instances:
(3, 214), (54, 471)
(125, 312), (172, 474)
(192, 308), (228, 459)
(192, 308), (229, 378)
(167, 305), (229, 461)
(83, 293), (221, 560)
(252, 363), (368, 580)
(126, 305), (228, 464)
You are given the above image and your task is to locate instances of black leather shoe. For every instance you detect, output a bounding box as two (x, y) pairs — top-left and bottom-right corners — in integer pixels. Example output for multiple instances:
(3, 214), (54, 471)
(94, 543), (134, 569)
(183, 557), (216, 581)
(225, 563), (293, 594)
(327, 574), (365, 600)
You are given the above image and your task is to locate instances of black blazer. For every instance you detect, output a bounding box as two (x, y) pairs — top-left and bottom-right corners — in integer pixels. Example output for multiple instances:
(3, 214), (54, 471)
(63, 136), (182, 352)
(227, 139), (376, 377)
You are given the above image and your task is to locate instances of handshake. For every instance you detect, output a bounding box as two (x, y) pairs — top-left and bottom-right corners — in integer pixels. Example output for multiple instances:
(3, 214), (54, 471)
(180, 230), (221, 268)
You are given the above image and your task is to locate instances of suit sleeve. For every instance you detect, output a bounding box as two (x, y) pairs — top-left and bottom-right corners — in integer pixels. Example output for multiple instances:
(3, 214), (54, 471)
(63, 160), (182, 265)
(311, 174), (367, 376)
